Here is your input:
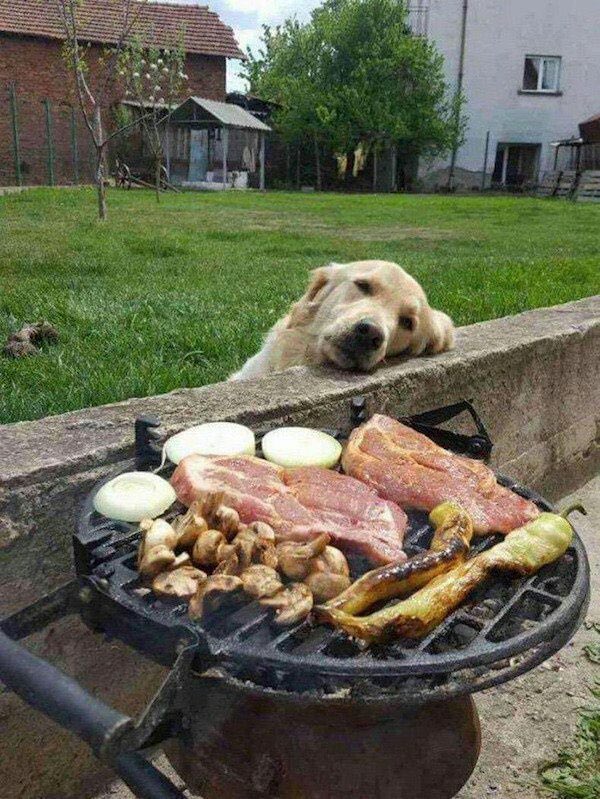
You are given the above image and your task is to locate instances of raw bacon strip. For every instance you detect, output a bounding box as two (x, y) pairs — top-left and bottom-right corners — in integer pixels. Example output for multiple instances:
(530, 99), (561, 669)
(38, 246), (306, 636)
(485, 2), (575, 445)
(342, 415), (539, 535)
(171, 455), (407, 565)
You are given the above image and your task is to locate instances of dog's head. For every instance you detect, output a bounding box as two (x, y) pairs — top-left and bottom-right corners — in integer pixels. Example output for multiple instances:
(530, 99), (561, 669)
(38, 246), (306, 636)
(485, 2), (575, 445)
(288, 260), (455, 372)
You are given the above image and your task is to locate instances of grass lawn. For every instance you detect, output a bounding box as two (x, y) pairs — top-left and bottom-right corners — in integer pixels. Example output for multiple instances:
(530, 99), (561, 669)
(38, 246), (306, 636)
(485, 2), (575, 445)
(1, 188), (599, 424)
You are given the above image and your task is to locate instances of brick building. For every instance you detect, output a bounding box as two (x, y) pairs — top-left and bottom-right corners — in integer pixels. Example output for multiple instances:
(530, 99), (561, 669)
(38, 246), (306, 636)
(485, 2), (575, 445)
(0, 0), (243, 185)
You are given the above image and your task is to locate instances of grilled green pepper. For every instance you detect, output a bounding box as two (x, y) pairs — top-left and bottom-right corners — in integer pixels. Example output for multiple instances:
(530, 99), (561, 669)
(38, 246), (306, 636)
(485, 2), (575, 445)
(316, 504), (583, 644)
(325, 501), (474, 615)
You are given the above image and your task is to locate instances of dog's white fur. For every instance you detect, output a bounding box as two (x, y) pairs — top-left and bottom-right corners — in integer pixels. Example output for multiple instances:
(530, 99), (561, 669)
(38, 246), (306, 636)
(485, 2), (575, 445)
(230, 260), (455, 381)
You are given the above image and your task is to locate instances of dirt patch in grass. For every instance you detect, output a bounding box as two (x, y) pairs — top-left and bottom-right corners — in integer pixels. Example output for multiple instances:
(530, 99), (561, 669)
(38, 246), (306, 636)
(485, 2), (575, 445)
(237, 210), (462, 241)
(346, 225), (463, 241)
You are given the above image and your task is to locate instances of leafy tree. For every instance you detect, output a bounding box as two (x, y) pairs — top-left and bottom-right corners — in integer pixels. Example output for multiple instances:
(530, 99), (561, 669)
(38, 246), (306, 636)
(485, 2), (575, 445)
(243, 0), (464, 188)
(244, 20), (335, 189)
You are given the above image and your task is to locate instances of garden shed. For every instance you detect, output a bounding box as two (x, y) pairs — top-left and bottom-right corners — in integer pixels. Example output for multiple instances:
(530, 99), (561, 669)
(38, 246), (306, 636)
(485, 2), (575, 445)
(167, 96), (271, 190)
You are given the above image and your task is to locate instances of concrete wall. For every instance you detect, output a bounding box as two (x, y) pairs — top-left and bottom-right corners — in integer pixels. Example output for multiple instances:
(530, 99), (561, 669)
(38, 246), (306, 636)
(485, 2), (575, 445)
(421, 0), (600, 189)
(0, 296), (599, 798)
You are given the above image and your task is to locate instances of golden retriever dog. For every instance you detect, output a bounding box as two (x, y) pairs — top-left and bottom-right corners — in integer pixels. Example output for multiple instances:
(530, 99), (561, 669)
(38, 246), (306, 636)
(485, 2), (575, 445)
(230, 260), (455, 380)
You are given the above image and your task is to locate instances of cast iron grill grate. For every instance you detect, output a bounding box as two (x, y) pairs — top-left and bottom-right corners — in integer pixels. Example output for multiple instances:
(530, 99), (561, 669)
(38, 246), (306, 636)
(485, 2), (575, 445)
(74, 404), (590, 701)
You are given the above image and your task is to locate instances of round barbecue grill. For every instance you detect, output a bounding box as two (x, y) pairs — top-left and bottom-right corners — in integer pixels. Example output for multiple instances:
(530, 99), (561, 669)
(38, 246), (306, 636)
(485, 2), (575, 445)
(0, 399), (590, 799)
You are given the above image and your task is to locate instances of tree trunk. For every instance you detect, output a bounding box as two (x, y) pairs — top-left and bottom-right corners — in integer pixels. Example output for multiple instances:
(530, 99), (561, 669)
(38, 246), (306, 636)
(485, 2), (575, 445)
(296, 147), (301, 190)
(94, 108), (107, 221)
(314, 134), (322, 191)
(96, 149), (107, 222)
(155, 155), (162, 204)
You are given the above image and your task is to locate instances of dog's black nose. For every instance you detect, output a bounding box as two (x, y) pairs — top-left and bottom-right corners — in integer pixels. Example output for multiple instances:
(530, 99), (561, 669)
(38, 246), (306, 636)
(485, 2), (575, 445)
(351, 319), (384, 351)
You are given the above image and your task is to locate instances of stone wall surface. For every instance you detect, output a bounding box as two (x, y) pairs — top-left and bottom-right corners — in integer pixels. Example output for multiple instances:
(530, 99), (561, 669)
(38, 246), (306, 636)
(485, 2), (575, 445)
(0, 296), (599, 798)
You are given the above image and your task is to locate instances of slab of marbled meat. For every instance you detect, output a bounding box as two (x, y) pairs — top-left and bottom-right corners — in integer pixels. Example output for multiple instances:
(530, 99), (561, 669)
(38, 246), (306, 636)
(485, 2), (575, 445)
(342, 415), (539, 535)
(171, 455), (407, 565)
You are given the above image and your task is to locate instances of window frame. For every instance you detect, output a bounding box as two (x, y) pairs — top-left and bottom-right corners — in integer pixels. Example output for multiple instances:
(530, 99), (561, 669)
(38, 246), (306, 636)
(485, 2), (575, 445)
(522, 55), (562, 94)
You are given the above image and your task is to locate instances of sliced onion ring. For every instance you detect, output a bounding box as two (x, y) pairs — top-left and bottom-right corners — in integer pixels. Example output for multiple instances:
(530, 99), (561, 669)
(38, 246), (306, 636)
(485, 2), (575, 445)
(93, 472), (177, 522)
(261, 427), (342, 469)
(164, 422), (256, 465)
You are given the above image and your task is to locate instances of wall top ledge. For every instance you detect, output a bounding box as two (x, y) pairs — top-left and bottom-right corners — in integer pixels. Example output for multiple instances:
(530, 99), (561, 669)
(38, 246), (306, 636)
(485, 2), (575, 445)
(1, 296), (599, 487)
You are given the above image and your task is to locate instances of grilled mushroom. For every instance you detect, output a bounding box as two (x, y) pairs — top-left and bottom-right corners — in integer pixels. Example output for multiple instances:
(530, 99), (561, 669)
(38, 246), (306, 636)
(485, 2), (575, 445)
(172, 502), (209, 549)
(152, 565), (207, 600)
(170, 552), (192, 570)
(261, 583), (314, 626)
(139, 518), (178, 553)
(247, 521), (276, 542)
(305, 546), (351, 602)
(241, 565), (283, 599)
(138, 518), (178, 578)
(276, 534), (331, 580)
(193, 530), (227, 567)
(189, 574), (243, 620)
(196, 491), (225, 522)
(256, 538), (279, 570)
(233, 528), (259, 569)
(305, 571), (351, 603)
(214, 506), (242, 540)
(213, 551), (241, 576)
(216, 541), (236, 563)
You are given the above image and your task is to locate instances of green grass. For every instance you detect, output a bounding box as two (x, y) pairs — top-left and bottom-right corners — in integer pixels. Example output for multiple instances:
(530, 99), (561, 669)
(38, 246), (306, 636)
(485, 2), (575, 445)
(1, 188), (599, 424)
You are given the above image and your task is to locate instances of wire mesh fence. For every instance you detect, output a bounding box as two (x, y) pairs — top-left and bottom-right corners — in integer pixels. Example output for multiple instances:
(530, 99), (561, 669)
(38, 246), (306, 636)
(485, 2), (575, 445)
(0, 84), (97, 187)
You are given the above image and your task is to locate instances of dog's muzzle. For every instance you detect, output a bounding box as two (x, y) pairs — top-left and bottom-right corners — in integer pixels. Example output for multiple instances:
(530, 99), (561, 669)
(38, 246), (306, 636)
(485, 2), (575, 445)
(340, 319), (384, 356)
(326, 318), (386, 370)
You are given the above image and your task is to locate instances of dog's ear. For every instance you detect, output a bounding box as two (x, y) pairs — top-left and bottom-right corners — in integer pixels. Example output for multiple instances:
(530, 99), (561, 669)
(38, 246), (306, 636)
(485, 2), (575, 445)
(409, 308), (455, 355)
(304, 266), (334, 302)
(287, 266), (336, 328)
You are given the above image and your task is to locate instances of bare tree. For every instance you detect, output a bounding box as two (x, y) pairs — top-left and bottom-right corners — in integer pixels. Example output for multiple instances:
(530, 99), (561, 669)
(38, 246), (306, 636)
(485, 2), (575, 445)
(56, 0), (149, 220)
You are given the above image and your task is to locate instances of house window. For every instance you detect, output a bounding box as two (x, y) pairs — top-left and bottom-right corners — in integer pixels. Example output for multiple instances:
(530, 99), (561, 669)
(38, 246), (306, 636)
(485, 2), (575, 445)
(522, 56), (561, 93)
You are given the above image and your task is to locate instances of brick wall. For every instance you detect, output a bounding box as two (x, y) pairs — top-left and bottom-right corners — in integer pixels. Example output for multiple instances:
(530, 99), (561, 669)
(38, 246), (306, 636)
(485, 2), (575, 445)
(0, 32), (228, 186)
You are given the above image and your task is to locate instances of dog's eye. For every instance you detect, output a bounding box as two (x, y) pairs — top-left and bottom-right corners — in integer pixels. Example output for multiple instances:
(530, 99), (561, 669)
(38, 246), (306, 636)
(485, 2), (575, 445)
(399, 316), (414, 331)
(354, 280), (373, 295)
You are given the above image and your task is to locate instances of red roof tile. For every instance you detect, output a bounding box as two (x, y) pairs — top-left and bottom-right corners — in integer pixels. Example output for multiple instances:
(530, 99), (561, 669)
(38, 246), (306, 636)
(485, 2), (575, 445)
(0, 0), (244, 59)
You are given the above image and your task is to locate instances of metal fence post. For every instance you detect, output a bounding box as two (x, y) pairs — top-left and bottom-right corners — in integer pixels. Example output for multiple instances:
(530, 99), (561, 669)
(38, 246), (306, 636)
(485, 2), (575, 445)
(480, 131), (490, 191)
(9, 83), (22, 186)
(71, 107), (80, 184)
(44, 99), (56, 186)
(260, 131), (266, 191)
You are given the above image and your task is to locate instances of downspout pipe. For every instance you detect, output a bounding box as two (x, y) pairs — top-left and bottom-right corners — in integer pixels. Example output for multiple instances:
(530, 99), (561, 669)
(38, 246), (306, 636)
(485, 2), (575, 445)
(447, 0), (468, 190)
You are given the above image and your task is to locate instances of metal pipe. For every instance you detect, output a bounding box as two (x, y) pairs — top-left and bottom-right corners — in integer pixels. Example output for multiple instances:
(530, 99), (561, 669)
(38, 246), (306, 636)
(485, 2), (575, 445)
(114, 753), (187, 799)
(9, 83), (22, 187)
(165, 124), (171, 182)
(0, 630), (187, 799)
(71, 107), (80, 185)
(44, 99), (56, 186)
(222, 127), (229, 190)
(481, 131), (490, 191)
(0, 629), (131, 755)
(260, 131), (266, 190)
(501, 146), (509, 186)
(447, 0), (469, 190)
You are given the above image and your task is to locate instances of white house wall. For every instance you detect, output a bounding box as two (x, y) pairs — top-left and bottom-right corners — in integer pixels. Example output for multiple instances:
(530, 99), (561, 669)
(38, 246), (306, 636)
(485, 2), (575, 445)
(420, 0), (600, 188)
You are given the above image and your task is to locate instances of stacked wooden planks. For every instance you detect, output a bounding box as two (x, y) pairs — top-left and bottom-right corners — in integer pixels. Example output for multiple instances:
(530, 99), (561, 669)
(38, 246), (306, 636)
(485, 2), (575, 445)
(576, 171), (600, 202)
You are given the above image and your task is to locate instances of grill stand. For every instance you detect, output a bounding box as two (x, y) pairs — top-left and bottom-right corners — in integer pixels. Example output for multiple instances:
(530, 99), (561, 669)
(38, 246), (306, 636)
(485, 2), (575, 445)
(165, 676), (481, 799)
